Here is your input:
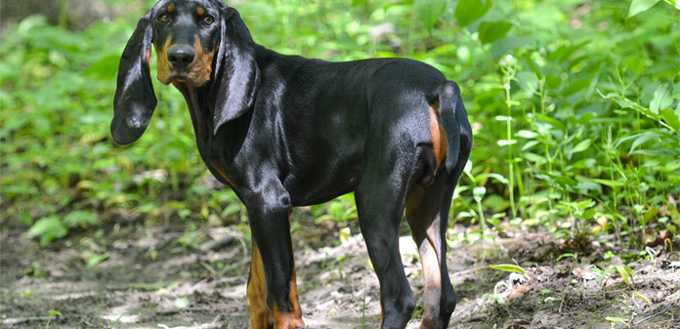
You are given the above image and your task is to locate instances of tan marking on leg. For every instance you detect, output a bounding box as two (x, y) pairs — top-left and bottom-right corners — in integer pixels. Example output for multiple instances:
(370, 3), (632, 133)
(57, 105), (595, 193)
(405, 185), (446, 328)
(248, 244), (273, 329)
(428, 101), (448, 170)
(419, 226), (443, 329)
(249, 213), (305, 329)
(273, 268), (305, 328)
(273, 211), (305, 328)
(155, 36), (173, 84)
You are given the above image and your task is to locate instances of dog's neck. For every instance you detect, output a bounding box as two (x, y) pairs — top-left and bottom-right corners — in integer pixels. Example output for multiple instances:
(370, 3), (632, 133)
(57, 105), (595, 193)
(173, 82), (213, 141)
(172, 81), (251, 176)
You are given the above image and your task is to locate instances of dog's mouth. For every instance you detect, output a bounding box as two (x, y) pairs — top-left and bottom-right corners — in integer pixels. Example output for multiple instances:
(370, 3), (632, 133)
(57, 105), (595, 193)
(169, 74), (190, 84)
(158, 57), (213, 88)
(161, 71), (208, 88)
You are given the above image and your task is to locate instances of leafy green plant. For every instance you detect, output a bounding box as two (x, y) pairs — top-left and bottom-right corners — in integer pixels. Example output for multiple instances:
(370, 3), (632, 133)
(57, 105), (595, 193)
(24, 211), (101, 246)
(45, 310), (62, 329)
(592, 266), (617, 286)
(605, 316), (631, 329)
(615, 265), (637, 288)
(556, 253), (578, 262)
(472, 186), (488, 236)
(489, 264), (528, 276)
(629, 0), (680, 18)
(26, 216), (68, 246)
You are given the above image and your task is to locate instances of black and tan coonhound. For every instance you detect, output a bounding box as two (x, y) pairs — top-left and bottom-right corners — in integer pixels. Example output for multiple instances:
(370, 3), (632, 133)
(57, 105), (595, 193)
(111, 0), (472, 328)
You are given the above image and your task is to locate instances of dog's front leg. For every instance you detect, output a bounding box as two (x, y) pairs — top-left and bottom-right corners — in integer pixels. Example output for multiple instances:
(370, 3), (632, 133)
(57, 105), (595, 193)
(244, 190), (304, 329)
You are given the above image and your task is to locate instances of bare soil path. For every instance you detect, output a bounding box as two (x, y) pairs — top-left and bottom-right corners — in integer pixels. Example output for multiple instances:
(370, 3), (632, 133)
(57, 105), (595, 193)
(1, 213), (679, 329)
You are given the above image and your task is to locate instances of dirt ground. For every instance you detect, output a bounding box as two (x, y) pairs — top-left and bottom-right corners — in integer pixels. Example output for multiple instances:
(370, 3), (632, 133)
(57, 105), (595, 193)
(1, 211), (679, 329)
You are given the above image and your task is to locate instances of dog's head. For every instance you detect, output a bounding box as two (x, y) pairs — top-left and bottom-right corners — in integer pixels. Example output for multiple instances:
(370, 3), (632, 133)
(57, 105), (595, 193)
(111, 0), (260, 145)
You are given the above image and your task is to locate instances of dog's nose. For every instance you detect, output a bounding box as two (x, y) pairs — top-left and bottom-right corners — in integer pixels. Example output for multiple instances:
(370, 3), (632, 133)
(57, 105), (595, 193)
(167, 47), (195, 68)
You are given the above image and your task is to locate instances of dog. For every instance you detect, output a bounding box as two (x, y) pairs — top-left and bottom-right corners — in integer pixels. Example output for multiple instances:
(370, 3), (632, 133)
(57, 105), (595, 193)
(111, 0), (472, 328)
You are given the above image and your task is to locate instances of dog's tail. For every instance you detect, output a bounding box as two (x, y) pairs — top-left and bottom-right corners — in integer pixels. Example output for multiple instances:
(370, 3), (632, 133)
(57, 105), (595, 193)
(435, 81), (465, 173)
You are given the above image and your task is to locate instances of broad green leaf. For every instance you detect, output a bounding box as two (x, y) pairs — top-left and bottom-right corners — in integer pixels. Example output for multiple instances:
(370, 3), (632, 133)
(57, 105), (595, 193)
(26, 216), (68, 246)
(623, 56), (645, 75)
(575, 199), (596, 209)
(615, 265), (636, 287)
(85, 54), (120, 80)
(517, 130), (539, 139)
(546, 74), (562, 89)
(86, 253), (109, 268)
(642, 207), (659, 225)
(578, 112), (594, 125)
(628, 0), (662, 17)
(664, 0), (680, 10)
(483, 194), (510, 213)
(476, 173), (510, 184)
(562, 79), (590, 97)
(650, 83), (673, 114)
(222, 203), (242, 217)
(555, 176), (578, 188)
(582, 208), (596, 220)
(551, 41), (590, 63)
(520, 136), (540, 151)
(629, 131), (664, 154)
(415, 0), (448, 30)
(523, 152), (547, 165)
(536, 114), (567, 132)
(660, 108), (680, 132)
(490, 264), (528, 275)
(490, 36), (535, 58)
(569, 139), (592, 155)
(497, 139), (517, 147)
(455, 0), (492, 28)
(516, 71), (540, 96)
(478, 21), (513, 45)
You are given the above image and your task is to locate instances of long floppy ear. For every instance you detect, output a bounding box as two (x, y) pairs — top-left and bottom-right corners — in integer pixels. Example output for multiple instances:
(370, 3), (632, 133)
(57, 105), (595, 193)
(111, 13), (157, 145)
(211, 7), (260, 135)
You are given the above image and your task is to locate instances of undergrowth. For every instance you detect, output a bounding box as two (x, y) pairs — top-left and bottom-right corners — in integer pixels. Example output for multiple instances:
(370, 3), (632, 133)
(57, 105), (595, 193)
(1, 0), (679, 252)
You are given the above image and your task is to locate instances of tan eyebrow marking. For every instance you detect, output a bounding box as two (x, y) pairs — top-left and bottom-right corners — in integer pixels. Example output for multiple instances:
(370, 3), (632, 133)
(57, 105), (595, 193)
(197, 6), (205, 16)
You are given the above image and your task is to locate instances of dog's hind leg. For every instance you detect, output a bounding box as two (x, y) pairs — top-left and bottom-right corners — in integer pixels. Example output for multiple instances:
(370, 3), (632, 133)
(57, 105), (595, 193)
(405, 175), (458, 329)
(355, 146), (421, 329)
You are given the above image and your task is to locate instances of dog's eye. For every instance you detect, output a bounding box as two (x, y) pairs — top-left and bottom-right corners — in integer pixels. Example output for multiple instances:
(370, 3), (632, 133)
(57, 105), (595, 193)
(159, 14), (170, 23)
(203, 15), (214, 25)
